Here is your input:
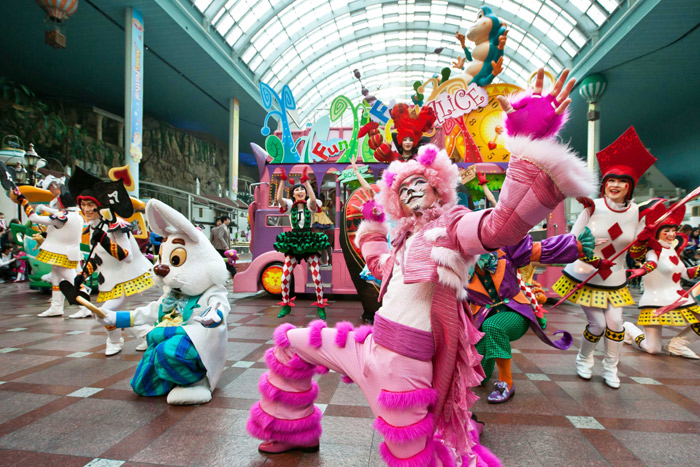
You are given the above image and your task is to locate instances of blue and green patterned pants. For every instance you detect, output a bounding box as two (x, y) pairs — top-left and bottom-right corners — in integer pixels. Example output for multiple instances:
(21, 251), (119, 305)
(131, 326), (206, 396)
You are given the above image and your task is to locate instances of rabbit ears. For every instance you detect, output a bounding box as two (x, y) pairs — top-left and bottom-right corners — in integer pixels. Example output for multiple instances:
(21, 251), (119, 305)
(146, 199), (201, 243)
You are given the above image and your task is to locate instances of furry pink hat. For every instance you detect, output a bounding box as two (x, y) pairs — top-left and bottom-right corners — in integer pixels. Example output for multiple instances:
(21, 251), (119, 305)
(377, 144), (459, 221)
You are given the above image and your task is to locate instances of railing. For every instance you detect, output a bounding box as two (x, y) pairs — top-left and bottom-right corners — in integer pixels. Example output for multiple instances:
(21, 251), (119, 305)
(140, 181), (247, 221)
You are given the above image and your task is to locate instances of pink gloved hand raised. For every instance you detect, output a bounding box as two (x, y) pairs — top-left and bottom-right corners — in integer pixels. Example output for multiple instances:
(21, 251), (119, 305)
(497, 68), (575, 140)
(361, 199), (385, 223)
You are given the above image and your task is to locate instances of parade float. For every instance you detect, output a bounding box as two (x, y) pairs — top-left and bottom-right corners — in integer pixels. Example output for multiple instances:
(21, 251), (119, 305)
(233, 7), (569, 303)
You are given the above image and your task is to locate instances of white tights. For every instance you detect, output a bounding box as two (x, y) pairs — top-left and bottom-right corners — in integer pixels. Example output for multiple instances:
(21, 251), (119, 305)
(581, 304), (623, 335)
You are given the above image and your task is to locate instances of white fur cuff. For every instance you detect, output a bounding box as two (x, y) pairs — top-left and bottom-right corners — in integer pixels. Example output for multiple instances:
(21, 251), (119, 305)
(354, 220), (389, 249)
(505, 135), (598, 197)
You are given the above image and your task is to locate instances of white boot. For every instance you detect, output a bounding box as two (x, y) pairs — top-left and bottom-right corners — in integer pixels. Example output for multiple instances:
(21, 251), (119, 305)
(135, 336), (149, 351)
(668, 334), (699, 359)
(38, 290), (65, 317)
(167, 378), (212, 405)
(576, 327), (601, 380)
(602, 331), (624, 389)
(68, 306), (92, 319)
(623, 322), (643, 347)
(105, 328), (124, 356)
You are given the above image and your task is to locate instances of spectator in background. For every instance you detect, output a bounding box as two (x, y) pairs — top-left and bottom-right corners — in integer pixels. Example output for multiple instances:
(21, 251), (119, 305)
(148, 230), (163, 255)
(210, 217), (221, 243)
(211, 216), (231, 253)
(211, 216), (235, 277)
(1, 218), (20, 248)
(0, 244), (16, 282)
(688, 227), (700, 252)
(0, 212), (6, 231)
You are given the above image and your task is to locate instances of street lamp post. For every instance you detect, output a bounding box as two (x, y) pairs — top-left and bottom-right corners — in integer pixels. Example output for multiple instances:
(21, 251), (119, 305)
(23, 144), (40, 186)
(578, 74), (608, 184)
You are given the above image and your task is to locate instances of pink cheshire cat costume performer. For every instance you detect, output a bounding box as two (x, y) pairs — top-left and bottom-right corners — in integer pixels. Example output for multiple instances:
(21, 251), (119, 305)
(246, 69), (596, 466)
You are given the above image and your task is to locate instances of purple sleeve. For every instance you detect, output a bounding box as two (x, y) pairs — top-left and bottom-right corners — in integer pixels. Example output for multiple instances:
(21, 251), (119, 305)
(501, 235), (535, 269)
(538, 233), (580, 265)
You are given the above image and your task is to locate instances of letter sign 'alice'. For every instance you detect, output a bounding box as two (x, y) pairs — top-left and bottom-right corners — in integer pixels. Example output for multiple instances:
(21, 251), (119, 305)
(425, 84), (489, 125)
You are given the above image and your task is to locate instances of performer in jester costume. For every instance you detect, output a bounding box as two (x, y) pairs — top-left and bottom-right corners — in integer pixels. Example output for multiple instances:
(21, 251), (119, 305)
(470, 229), (595, 403)
(273, 166), (331, 320)
(69, 167), (155, 356)
(623, 201), (700, 358)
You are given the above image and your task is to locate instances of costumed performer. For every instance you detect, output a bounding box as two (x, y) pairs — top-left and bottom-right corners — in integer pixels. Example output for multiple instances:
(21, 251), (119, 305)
(553, 127), (657, 388)
(359, 104), (436, 163)
(94, 199), (230, 405)
(623, 202), (700, 358)
(470, 229), (596, 403)
(273, 166), (330, 320)
(10, 187), (83, 317)
(247, 69), (596, 465)
(69, 167), (155, 355)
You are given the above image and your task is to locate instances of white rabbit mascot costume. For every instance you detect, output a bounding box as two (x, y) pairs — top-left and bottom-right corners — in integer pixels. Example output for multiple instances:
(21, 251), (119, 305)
(97, 199), (231, 405)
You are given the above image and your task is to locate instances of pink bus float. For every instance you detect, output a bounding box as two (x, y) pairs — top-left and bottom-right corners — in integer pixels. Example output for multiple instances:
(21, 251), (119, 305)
(232, 138), (508, 299)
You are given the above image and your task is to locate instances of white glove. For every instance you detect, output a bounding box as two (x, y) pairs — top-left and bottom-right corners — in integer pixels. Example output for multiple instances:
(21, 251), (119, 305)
(96, 310), (117, 327)
(194, 301), (223, 327)
(35, 205), (47, 214)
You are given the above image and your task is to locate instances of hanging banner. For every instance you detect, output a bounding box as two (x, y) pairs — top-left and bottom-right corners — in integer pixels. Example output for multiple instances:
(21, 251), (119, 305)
(128, 8), (144, 164)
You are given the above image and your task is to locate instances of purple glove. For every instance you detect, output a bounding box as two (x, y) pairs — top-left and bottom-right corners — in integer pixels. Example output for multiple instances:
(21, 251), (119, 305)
(503, 92), (568, 140)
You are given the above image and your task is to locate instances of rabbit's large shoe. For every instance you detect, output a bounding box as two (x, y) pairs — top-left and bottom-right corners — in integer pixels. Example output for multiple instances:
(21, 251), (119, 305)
(166, 378), (212, 405)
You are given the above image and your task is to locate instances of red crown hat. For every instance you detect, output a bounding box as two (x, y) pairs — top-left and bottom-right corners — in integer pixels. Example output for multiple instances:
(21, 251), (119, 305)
(596, 126), (656, 198)
(644, 200), (686, 236)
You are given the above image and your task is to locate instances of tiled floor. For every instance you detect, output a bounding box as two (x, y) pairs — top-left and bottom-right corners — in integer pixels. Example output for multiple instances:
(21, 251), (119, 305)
(1, 282), (699, 466)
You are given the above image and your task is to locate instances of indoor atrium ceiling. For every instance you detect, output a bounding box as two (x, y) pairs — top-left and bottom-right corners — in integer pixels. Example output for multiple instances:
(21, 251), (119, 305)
(193, 0), (625, 124)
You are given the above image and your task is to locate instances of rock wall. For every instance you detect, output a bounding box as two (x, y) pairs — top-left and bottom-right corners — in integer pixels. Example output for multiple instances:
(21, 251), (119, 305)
(0, 78), (227, 194)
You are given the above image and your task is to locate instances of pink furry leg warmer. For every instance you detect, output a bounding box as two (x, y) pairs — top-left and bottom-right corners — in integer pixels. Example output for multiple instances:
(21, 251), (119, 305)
(375, 387), (442, 466)
(246, 325), (322, 447)
(467, 427), (502, 467)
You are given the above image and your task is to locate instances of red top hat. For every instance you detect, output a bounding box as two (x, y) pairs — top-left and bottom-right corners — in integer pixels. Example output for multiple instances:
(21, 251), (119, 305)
(596, 126), (656, 199)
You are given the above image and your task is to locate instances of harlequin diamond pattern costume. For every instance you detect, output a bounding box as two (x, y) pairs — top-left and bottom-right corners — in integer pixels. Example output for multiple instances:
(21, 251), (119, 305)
(273, 171), (331, 320)
(622, 202), (700, 359)
(553, 127), (657, 388)
(247, 87), (596, 465)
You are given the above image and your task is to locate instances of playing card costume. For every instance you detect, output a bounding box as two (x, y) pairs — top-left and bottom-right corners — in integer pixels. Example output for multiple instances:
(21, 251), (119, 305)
(247, 87), (596, 465)
(13, 190), (82, 317)
(553, 127), (657, 388)
(623, 202), (700, 358)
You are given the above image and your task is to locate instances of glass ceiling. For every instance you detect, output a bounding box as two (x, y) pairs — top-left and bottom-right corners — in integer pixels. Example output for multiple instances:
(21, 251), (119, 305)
(193, 0), (623, 125)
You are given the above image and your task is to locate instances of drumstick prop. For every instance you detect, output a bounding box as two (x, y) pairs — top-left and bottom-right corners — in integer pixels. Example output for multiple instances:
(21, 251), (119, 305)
(654, 281), (700, 317)
(551, 186), (700, 310)
(58, 280), (106, 319)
